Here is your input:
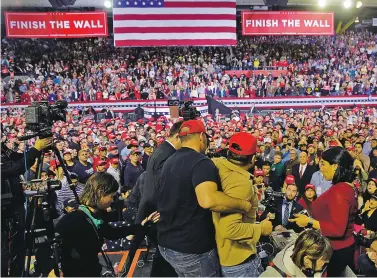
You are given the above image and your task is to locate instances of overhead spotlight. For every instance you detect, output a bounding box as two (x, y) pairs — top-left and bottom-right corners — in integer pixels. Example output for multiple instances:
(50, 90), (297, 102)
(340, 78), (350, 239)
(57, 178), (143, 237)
(343, 0), (352, 8)
(356, 1), (362, 8)
(355, 17), (359, 23)
(104, 0), (112, 8)
(318, 0), (327, 7)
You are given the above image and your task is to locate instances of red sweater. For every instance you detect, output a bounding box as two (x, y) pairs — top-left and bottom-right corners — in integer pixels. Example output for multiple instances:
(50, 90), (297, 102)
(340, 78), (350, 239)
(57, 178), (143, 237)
(312, 182), (358, 250)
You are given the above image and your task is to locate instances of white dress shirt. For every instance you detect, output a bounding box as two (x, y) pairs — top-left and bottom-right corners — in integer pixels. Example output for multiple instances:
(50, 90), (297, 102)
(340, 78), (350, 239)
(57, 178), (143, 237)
(299, 163), (307, 176)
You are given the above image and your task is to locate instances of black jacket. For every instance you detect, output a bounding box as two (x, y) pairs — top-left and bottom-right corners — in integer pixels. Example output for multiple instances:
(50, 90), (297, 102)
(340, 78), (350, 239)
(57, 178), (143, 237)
(292, 164), (317, 195)
(56, 209), (144, 277)
(135, 141), (176, 224)
(261, 198), (304, 233)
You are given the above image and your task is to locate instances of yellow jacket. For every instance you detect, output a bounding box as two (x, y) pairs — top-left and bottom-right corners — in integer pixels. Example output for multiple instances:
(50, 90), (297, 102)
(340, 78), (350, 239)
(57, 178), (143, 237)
(212, 158), (262, 267)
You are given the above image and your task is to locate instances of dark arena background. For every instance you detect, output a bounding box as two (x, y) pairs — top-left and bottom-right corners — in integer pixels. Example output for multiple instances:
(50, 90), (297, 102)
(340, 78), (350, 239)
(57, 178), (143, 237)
(1, 0), (377, 277)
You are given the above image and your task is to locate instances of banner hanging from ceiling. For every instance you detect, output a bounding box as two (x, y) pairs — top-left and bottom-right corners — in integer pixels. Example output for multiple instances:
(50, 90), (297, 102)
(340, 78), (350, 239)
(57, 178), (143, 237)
(242, 11), (334, 36)
(4, 12), (108, 38)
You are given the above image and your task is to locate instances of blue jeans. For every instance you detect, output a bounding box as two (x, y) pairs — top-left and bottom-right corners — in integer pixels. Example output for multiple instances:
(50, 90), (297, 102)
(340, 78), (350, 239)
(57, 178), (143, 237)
(158, 246), (220, 277)
(221, 255), (263, 277)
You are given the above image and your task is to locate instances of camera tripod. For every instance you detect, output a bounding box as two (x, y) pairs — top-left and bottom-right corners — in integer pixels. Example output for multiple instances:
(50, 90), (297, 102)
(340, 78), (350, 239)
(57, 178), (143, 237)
(23, 146), (80, 277)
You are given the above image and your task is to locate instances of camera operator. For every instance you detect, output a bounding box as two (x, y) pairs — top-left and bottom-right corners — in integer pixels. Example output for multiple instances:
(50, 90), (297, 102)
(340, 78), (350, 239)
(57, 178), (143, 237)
(260, 230), (333, 277)
(260, 182), (304, 233)
(1, 136), (53, 277)
(212, 132), (273, 277)
(55, 172), (160, 277)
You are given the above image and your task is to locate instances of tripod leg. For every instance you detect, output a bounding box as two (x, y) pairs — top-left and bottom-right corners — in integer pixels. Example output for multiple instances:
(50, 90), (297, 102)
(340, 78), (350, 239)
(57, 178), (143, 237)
(24, 198), (38, 277)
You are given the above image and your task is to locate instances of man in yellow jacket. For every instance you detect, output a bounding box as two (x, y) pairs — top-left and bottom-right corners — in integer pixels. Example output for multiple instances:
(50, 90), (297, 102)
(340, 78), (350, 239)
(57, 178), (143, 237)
(212, 132), (273, 277)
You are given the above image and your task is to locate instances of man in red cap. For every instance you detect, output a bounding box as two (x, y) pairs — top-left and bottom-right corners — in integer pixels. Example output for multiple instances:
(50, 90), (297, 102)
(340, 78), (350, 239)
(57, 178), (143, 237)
(108, 145), (119, 157)
(107, 157), (121, 186)
(108, 133), (116, 145)
(92, 146), (108, 170)
(95, 160), (107, 173)
(211, 132), (273, 277)
(157, 121), (255, 277)
(120, 139), (139, 161)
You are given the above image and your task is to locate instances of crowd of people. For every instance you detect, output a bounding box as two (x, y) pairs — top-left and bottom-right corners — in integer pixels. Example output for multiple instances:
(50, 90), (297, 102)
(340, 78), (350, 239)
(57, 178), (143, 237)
(2, 99), (377, 276)
(1, 27), (377, 277)
(1, 30), (377, 103)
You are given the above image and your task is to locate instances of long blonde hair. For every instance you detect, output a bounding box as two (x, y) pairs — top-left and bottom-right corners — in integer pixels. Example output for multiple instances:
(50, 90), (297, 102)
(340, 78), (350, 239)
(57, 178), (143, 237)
(80, 172), (119, 208)
(291, 230), (333, 269)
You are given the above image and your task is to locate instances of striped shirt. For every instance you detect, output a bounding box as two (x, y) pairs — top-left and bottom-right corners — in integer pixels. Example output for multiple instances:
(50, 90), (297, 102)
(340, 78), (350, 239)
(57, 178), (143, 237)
(56, 177), (84, 215)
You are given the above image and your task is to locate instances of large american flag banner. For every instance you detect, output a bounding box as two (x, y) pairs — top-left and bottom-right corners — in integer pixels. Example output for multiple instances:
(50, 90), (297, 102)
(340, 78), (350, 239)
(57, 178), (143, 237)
(112, 0), (236, 47)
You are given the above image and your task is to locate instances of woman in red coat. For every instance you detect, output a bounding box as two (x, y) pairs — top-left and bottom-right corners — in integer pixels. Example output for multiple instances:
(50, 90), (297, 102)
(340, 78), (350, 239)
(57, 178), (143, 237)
(290, 147), (358, 277)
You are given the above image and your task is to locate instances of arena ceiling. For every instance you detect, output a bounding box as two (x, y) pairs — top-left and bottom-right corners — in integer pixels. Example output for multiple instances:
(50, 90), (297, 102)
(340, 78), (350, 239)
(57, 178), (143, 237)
(2, 0), (377, 8)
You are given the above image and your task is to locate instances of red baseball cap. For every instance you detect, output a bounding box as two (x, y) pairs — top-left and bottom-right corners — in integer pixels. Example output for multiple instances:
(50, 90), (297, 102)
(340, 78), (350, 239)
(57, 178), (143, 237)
(109, 134), (116, 140)
(178, 120), (209, 137)
(99, 146), (107, 152)
(128, 139), (139, 147)
(329, 140), (338, 147)
(285, 175), (295, 185)
(97, 160), (107, 166)
(110, 158), (119, 164)
(109, 145), (118, 152)
(63, 149), (72, 155)
(305, 184), (316, 191)
(229, 132), (257, 156)
(253, 169), (264, 177)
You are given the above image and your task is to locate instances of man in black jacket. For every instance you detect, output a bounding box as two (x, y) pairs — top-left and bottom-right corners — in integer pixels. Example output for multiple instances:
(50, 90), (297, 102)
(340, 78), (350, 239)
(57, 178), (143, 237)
(1, 136), (52, 277)
(135, 121), (183, 277)
(292, 151), (317, 195)
(260, 183), (304, 233)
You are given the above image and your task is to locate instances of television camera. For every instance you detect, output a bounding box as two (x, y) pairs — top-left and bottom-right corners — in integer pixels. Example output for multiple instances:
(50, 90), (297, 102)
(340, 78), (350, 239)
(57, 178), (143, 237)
(260, 188), (285, 213)
(21, 100), (67, 140)
(179, 101), (201, 121)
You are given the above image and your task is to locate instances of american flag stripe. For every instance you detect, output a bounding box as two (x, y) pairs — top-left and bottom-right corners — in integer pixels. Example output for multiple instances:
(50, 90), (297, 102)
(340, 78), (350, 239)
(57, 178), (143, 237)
(114, 39), (236, 47)
(115, 33), (235, 40)
(113, 0), (236, 47)
(113, 14), (236, 20)
(113, 20), (236, 28)
(114, 27), (236, 33)
(112, 8), (234, 15)
(163, 1), (236, 7)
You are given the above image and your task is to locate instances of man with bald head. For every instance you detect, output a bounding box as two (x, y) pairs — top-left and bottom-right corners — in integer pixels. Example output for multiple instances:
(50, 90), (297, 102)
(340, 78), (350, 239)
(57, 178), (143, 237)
(72, 149), (94, 184)
(292, 151), (317, 195)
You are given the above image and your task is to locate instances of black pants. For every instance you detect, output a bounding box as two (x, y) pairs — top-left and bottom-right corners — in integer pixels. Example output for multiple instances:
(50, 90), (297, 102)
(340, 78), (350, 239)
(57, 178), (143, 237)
(1, 205), (25, 277)
(148, 227), (177, 277)
(327, 244), (355, 277)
